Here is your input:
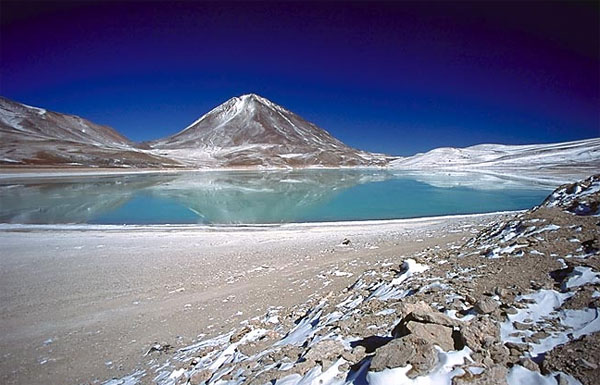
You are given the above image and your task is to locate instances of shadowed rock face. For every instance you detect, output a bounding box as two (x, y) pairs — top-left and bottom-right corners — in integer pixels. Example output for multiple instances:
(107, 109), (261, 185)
(150, 94), (390, 167)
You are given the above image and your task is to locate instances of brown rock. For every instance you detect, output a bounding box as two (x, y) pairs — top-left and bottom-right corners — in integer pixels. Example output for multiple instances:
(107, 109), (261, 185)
(459, 317), (499, 352)
(489, 343), (510, 365)
(577, 358), (598, 370)
(230, 326), (252, 343)
(453, 365), (508, 385)
(303, 339), (345, 364)
(189, 369), (212, 385)
(397, 302), (459, 328)
(494, 287), (509, 298)
(513, 321), (531, 331)
(341, 345), (366, 364)
(474, 297), (499, 314)
(370, 335), (438, 378)
(503, 307), (518, 315)
(404, 321), (455, 351)
(519, 357), (539, 372)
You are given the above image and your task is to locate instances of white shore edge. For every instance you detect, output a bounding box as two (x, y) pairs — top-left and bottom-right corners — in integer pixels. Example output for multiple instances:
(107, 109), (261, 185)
(0, 165), (387, 180)
(0, 210), (521, 232)
(0, 165), (586, 184)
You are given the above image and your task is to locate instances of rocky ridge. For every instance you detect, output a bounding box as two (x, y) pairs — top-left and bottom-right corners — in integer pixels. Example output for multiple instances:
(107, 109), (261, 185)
(103, 174), (600, 385)
(0, 97), (180, 168)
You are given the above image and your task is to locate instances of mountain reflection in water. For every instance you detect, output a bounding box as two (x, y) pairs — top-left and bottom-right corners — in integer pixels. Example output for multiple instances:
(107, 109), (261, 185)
(0, 170), (554, 225)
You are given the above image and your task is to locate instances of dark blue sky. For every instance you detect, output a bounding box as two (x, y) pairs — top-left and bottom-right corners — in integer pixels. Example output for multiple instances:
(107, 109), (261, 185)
(1, 2), (598, 155)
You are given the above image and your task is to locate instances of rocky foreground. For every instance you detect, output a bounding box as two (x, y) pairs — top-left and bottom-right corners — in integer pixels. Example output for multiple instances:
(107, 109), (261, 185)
(106, 175), (600, 385)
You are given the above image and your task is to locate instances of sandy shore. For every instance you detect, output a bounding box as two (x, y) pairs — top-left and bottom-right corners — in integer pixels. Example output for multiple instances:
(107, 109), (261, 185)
(0, 213), (510, 385)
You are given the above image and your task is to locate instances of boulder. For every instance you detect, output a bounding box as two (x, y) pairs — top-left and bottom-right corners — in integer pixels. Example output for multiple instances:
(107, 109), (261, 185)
(474, 297), (499, 314)
(341, 345), (366, 364)
(453, 365), (508, 385)
(396, 302), (459, 328)
(370, 335), (438, 378)
(459, 316), (499, 352)
(303, 339), (345, 366)
(404, 321), (454, 351)
(519, 357), (539, 372)
(189, 369), (212, 385)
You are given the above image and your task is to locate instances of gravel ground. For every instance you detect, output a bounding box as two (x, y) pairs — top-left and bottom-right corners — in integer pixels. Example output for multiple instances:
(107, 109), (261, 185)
(0, 214), (503, 385)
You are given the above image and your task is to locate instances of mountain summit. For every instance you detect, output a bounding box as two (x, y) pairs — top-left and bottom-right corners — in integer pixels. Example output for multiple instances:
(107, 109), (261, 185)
(150, 94), (388, 167)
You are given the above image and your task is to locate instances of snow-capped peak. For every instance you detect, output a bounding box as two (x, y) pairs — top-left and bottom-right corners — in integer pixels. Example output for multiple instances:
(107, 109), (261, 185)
(150, 93), (388, 167)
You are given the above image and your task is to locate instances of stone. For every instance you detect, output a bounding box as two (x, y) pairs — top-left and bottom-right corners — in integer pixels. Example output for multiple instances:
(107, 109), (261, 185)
(519, 357), (539, 372)
(190, 357), (201, 367)
(513, 321), (531, 331)
(230, 326), (252, 343)
(577, 358), (598, 370)
(370, 335), (438, 378)
(404, 321), (455, 351)
(459, 317), (499, 352)
(341, 345), (366, 364)
(494, 287), (509, 298)
(397, 302), (459, 328)
(392, 304), (459, 344)
(453, 365), (508, 385)
(471, 352), (485, 363)
(189, 369), (212, 385)
(504, 342), (529, 352)
(303, 339), (345, 364)
(474, 297), (499, 314)
(489, 343), (510, 365)
(503, 307), (518, 315)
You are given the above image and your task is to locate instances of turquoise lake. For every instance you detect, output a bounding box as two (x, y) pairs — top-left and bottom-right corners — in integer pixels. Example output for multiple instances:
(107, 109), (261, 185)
(0, 170), (555, 225)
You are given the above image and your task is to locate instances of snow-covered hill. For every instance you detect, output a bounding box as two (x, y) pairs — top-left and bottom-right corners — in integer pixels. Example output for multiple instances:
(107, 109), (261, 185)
(0, 97), (180, 167)
(390, 138), (600, 180)
(149, 94), (389, 168)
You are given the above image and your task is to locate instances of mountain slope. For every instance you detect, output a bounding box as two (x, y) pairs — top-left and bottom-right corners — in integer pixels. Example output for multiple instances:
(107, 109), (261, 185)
(390, 138), (600, 180)
(0, 97), (180, 167)
(150, 94), (389, 167)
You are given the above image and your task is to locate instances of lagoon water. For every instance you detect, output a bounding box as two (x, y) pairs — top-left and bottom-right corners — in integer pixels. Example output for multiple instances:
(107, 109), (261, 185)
(0, 170), (554, 225)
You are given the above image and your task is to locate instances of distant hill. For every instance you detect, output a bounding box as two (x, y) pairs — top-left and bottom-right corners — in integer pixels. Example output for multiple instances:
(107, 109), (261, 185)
(390, 138), (600, 180)
(0, 96), (180, 167)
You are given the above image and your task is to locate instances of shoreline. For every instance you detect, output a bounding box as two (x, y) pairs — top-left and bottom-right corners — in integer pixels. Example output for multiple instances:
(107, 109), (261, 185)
(0, 210), (523, 232)
(0, 165), (388, 180)
(0, 165), (588, 186)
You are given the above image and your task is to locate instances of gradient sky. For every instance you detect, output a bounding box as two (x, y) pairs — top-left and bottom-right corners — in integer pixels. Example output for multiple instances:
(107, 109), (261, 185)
(1, 1), (598, 156)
